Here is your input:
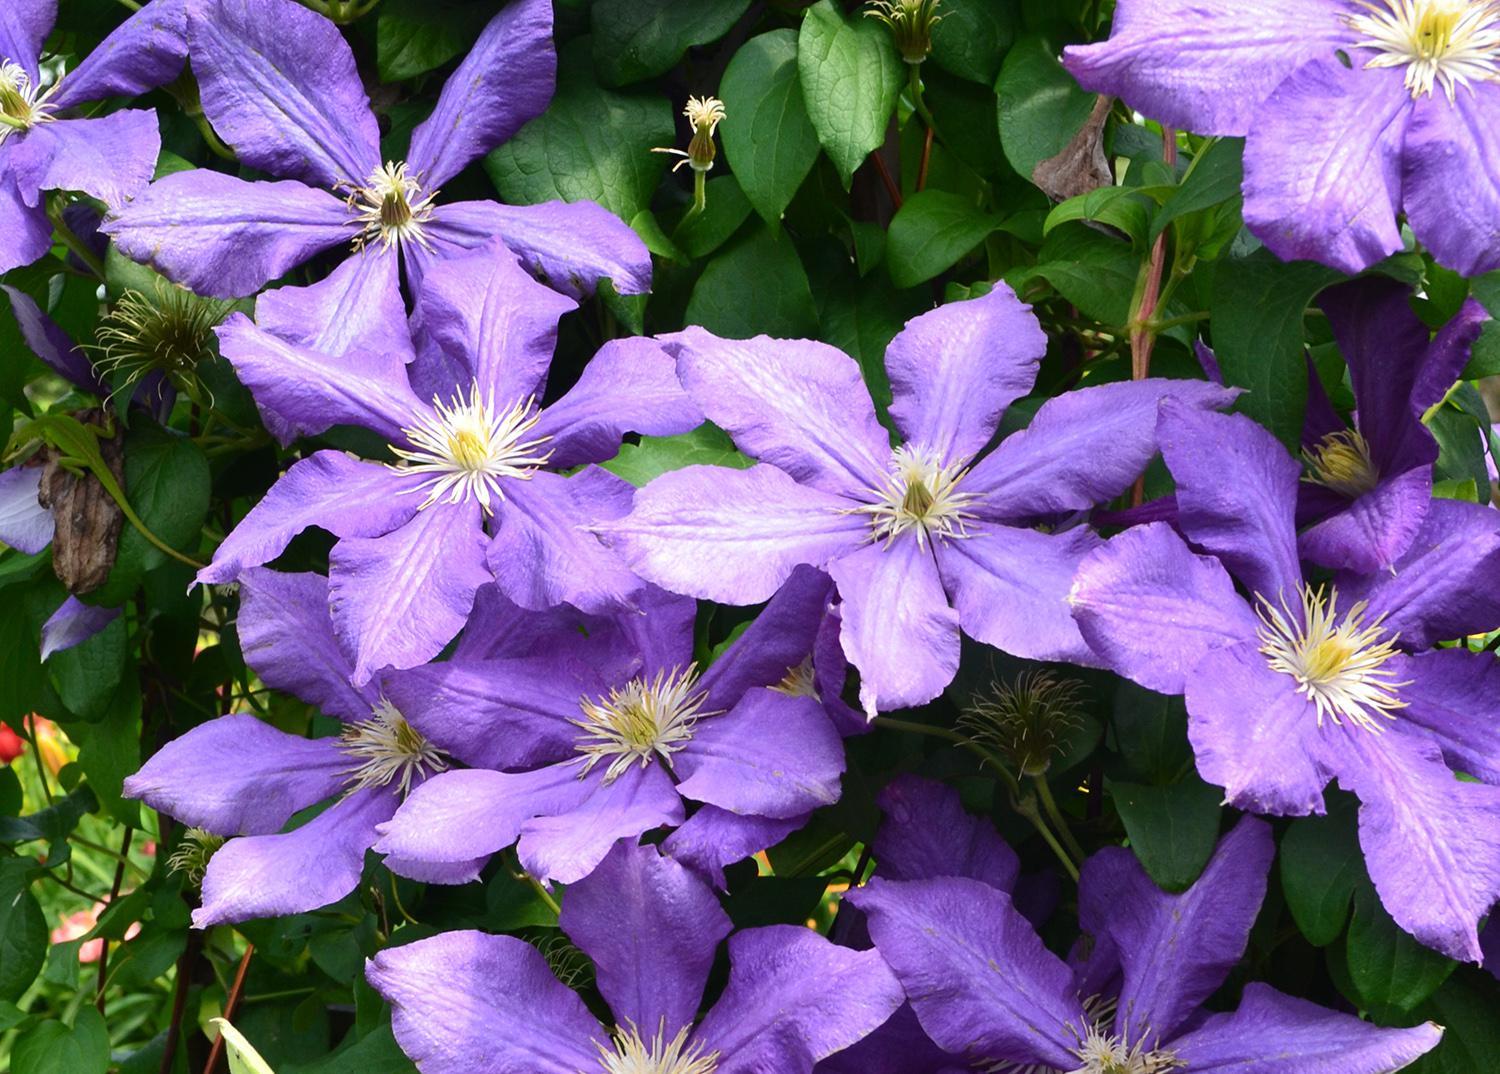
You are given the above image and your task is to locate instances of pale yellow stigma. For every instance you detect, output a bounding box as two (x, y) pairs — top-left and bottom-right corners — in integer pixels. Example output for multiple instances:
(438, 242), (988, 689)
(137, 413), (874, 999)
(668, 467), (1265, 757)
(1256, 585), (1411, 733)
(850, 445), (979, 548)
(0, 61), (56, 142)
(390, 383), (553, 513)
(343, 161), (438, 252)
(771, 656), (819, 699)
(572, 666), (716, 784)
(1348, 0), (1500, 99)
(1301, 428), (1381, 499)
(652, 96), (726, 173)
(340, 699), (448, 797)
(595, 1023), (719, 1074)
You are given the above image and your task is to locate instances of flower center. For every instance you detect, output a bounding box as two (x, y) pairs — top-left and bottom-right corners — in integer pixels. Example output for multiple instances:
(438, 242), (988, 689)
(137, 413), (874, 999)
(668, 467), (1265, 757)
(1256, 585), (1411, 733)
(770, 656), (819, 699)
(390, 382), (553, 513)
(0, 61), (55, 142)
(1348, 0), (1500, 99)
(343, 161), (438, 252)
(595, 1024), (719, 1074)
(571, 666), (715, 784)
(1059, 1023), (1181, 1074)
(1301, 428), (1381, 499)
(850, 445), (979, 548)
(340, 699), (448, 797)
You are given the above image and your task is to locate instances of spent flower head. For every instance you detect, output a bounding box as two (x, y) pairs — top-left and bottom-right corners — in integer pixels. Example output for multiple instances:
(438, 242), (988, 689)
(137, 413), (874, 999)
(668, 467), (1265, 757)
(866, 0), (943, 63)
(653, 95), (726, 173)
(89, 281), (231, 406)
(959, 669), (1087, 776)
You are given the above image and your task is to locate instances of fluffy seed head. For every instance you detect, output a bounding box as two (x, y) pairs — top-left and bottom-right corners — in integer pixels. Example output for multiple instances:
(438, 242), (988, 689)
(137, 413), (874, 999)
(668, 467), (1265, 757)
(340, 699), (448, 797)
(866, 0), (944, 62)
(166, 828), (226, 886)
(960, 669), (1088, 777)
(1348, 0), (1500, 99)
(89, 282), (229, 405)
(572, 666), (715, 784)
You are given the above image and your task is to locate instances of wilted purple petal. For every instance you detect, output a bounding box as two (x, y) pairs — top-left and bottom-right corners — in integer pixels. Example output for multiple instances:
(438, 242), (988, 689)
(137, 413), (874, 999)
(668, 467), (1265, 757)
(1403, 81), (1500, 277)
(2, 285), (101, 393)
(39, 597), (119, 661)
(52, 0), (189, 108)
(0, 466), (53, 555)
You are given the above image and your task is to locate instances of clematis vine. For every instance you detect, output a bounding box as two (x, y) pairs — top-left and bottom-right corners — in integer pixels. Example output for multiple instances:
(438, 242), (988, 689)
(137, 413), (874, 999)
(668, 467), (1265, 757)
(604, 285), (1234, 715)
(195, 240), (702, 683)
(1065, 0), (1500, 275)
(367, 840), (906, 1074)
(370, 568), (847, 886)
(1071, 401), (1500, 960)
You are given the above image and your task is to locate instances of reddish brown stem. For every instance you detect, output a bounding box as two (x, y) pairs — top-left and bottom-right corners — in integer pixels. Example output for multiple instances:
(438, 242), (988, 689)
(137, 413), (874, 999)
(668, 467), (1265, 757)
(917, 125), (934, 192)
(95, 826), (135, 1014)
(160, 930), (204, 1074)
(203, 944), (256, 1074)
(1129, 125), (1179, 506)
(870, 151), (903, 210)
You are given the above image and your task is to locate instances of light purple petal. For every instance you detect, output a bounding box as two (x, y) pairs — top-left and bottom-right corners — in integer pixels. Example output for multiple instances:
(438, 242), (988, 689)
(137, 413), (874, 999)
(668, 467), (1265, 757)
(329, 499), (491, 684)
(6, 112), (160, 208)
(2, 285), (100, 393)
(122, 713), (347, 836)
(39, 597), (119, 661)
(1398, 648), (1500, 786)
(848, 877), (1085, 1070)
(0, 169), (51, 275)
(1297, 468), (1433, 574)
(697, 564), (835, 710)
(52, 0), (189, 108)
(1069, 522), (1258, 696)
(560, 841), (730, 1040)
(604, 463), (866, 605)
(533, 336), (706, 470)
(884, 284), (1046, 465)
(663, 807), (809, 890)
(190, 0), (379, 186)
(1403, 80), (1500, 276)
(830, 539), (960, 717)
(693, 924), (905, 1074)
(406, 0), (555, 188)
(1242, 60), (1411, 274)
(873, 774), (1019, 892)
(367, 931), (604, 1074)
(254, 249), (406, 361)
(102, 170), (351, 298)
(1062, 0), (1347, 136)
(0, 0), (53, 82)
(198, 451), (422, 585)
(0, 466), (53, 555)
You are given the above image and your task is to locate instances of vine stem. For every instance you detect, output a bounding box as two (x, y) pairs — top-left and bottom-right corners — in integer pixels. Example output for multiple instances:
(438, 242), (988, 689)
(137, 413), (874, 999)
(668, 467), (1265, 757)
(525, 873), (562, 918)
(95, 826), (135, 1014)
(870, 150), (903, 209)
(203, 944), (255, 1074)
(1033, 776), (1086, 865)
(1126, 124), (1179, 508)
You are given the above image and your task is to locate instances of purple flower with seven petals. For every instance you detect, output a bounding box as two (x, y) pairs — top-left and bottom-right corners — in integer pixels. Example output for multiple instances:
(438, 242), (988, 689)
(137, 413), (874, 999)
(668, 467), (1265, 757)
(851, 814), (1442, 1073)
(1071, 401), (1500, 960)
(1065, 0), (1500, 275)
(604, 286), (1234, 716)
(367, 840), (905, 1074)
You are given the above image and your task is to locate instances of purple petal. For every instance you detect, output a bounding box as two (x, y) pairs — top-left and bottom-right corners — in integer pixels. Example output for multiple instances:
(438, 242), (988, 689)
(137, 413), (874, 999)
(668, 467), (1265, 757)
(1159, 401), (1303, 603)
(0, 0), (51, 82)
(663, 807), (809, 890)
(39, 597), (119, 661)
(848, 877), (1085, 1070)
(830, 539), (960, 716)
(1242, 61), (1411, 274)
(1403, 81), (1500, 276)
(873, 774), (1019, 892)
(533, 336), (706, 470)
(367, 931), (604, 1074)
(190, 0), (379, 186)
(254, 250), (406, 361)
(6, 112), (160, 208)
(102, 170), (351, 298)
(0, 169), (51, 274)
(693, 924), (905, 1074)
(1398, 647), (1500, 786)
(1062, 0), (1347, 136)
(937, 524), (1100, 665)
(406, 0), (555, 188)
(122, 713), (347, 836)
(697, 564), (835, 710)
(604, 463), (866, 605)
(814, 1004), (965, 1074)
(52, 0), (189, 108)
(427, 197), (652, 298)
(0, 466), (53, 555)
(561, 841), (730, 1039)
(329, 500), (491, 684)
(1069, 522), (1258, 696)
(1412, 298), (1492, 419)
(237, 568), (376, 722)
(2, 285), (101, 393)
(968, 379), (1236, 518)
(198, 451), (422, 585)
(1298, 467), (1433, 574)
(1171, 982), (1440, 1073)
(884, 285), (1046, 465)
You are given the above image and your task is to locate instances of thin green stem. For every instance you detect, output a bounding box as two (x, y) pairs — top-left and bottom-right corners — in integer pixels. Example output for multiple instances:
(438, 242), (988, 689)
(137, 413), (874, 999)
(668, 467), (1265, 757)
(48, 203), (106, 279)
(115, 0), (143, 9)
(906, 64), (936, 133)
(1032, 776), (1086, 865)
(525, 873), (562, 918)
(21, 718), (54, 806)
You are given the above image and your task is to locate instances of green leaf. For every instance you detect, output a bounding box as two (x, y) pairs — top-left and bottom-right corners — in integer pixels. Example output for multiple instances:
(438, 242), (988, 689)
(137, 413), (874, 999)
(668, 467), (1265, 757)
(721, 29), (822, 224)
(0, 594), (47, 729)
(1111, 682), (1192, 786)
(684, 224), (818, 338)
(815, 267), (927, 424)
(886, 190), (1005, 287)
(0, 859), (45, 1002)
(375, 0), (488, 82)
(64, 686), (143, 826)
(995, 33), (1098, 180)
(674, 176), (754, 259)
(1108, 776), (1223, 892)
(1460, 320), (1500, 381)
(0, 786), (98, 864)
(1017, 223), (1138, 326)
(591, 0), (751, 85)
(48, 610), (126, 722)
(284, 1025), (417, 1074)
(215, 1019), (278, 1074)
(797, 0), (903, 187)
(1280, 797), (1361, 946)
(930, 0), (1016, 84)
(1410, 969), (1500, 1074)
(12, 1008), (109, 1074)
(485, 42), (673, 220)
(1150, 137), (1244, 241)
(1473, 270), (1500, 318)
(1044, 186), (1150, 246)
(1344, 883), (1456, 1018)
(602, 424), (753, 488)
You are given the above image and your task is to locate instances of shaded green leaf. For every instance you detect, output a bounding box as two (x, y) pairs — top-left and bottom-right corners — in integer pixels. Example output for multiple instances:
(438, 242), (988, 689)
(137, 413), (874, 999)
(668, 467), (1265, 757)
(996, 33), (1097, 179)
(1108, 776), (1223, 892)
(602, 424), (753, 488)
(1280, 796), (1361, 947)
(591, 0), (751, 85)
(721, 29), (822, 224)
(798, 0), (903, 187)
(930, 0), (1016, 84)
(684, 224), (818, 338)
(1344, 883), (1456, 1019)
(12, 1008), (109, 1074)
(375, 0), (488, 82)
(886, 190), (1004, 287)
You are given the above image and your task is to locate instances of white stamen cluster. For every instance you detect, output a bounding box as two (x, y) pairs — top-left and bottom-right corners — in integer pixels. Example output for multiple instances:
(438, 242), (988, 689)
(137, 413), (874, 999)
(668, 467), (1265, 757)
(0, 60), (56, 144)
(1257, 585), (1411, 733)
(344, 161), (438, 252)
(572, 666), (715, 784)
(850, 444), (980, 548)
(1301, 428), (1381, 499)
(340, 699), (449, 797)
(594, 1023), (719, 1074)
(1348, 0), (1500, 100)
(391, 383), (553, 513)
(1064, 1024), (1182, 1074)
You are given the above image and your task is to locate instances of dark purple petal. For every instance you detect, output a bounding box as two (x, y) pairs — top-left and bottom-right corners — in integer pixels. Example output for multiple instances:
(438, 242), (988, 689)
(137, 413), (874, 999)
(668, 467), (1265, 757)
(254, 250), (406, 362)
(190, 0), (379, 186)
(6, 112), (160, 208)
(406, 0), (555, 188)
(0, 169), (51, 274)
(0, 0), (53, 82)
(0, 466), (53, 555)
(884, 284), (1046, 466)
(1398, 647), (1500, 786)
(561, 841), (730, 1039)
(2, 285), (101, 393)
(1403, 81), (1500, 277)
(813, 1004), (964, 1074)
(39, 597), (119, 661)
(1413, 298), (1492, 419)
(1297, 468), (1433, 574)
(873, 774), (1019, 892)
(663, 806), (809, 890)
(52, 0), (189, 107)
(698, 564), (834, 710)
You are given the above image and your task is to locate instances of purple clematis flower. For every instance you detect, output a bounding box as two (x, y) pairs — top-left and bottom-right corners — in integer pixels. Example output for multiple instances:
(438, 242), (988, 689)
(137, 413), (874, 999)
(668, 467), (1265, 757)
(122, 568), (471, 926)
(370, 567), (847, 886)
(367, 839), (905, 1074)
(1, 0), (187, 274)
(852, 815), (1442, 1072)
(603, 285), (1235, 716)
(102, 0), (650, 366)
(1064, 0), (1500, 275)
(195, 240), (701, 683)
(1071, 400), (1500, 960)
(1299, 278), (1491, 573)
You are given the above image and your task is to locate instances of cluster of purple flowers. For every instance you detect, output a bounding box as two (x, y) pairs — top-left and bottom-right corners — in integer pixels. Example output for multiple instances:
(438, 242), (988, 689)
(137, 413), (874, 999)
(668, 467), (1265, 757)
(5, 0), (1500, 1069)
